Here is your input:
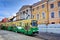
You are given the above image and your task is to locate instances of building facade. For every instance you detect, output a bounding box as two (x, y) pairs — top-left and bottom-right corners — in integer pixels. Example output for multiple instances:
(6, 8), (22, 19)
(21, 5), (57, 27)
(32, 0), (48, 24)
(16, 12), (20, 21)
(16, 5), (32, 21)
(16, 0), (60, 24)
(48, 0), (60, 24)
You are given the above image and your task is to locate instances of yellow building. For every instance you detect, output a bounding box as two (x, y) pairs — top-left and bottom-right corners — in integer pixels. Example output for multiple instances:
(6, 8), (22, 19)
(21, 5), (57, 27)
(32, 0), (48, 24)
(16, 0), (60, 24)
(16, 5), (32, 20)
(48, 0), (60, 24)
(32, 0), (60, 24)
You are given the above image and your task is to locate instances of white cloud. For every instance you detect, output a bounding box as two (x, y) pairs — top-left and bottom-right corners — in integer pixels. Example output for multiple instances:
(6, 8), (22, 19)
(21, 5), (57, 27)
(0, 11), (16, 21)
(0, 13), (16, 21)
(12, 13), (16, 16)
(8, 13), (16, 18)
(0, 16), (4, 21)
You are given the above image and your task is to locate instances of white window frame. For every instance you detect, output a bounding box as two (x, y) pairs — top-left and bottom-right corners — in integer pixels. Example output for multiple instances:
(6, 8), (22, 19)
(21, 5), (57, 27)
(51, 12), (55, 18)
(42, 12), (45, 19)
(36, 13), (40, 20)
(58, 11), (60, 17)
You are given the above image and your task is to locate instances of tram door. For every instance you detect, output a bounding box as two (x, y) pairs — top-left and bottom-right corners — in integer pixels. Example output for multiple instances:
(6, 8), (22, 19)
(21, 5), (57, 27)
(25, 23), (30, 30)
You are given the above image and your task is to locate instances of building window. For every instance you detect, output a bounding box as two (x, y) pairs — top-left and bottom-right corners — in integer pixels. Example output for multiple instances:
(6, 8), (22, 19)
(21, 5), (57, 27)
(51, 12), (54, 18)
(23, 11), (25, 14)
(59, 11), (60, 17)
(37, 7), (39, 10)
(26, 10), (28, 12)
(42, 4), (44, 8)
(58, 1), (60, 7)
(32, 9), (34, 11)
(36, 14), (40, 20)
(20, 12), (22, 14)
(32, 15), (34, 19)
(59, 22), (60, 24)
(51, 22), (55, 24)
(50, 4), (54, 8)
(42, 12), (45, 19)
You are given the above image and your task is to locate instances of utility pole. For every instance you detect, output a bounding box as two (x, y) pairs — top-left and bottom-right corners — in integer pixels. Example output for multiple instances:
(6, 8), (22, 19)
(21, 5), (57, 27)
(46, 0), (49, 33)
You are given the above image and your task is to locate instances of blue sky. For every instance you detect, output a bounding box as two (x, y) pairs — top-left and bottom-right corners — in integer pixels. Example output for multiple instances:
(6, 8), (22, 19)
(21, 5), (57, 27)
(0, 0), (41, 21)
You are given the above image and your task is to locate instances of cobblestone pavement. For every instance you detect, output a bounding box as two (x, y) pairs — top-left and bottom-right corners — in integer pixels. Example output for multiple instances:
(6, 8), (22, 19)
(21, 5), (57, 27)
(0, 30), (43, 40)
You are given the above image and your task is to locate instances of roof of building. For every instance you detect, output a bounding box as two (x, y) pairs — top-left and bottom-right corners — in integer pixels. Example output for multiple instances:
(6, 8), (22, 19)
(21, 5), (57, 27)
(19, 5), (31, 11)
(32, 0), (47, 7)
(17, 0), (48, 14)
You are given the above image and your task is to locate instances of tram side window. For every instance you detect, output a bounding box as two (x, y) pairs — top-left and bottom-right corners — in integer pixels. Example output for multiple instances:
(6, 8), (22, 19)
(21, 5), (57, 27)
(20, 22), (22, 26)
(31, 20), (37, 26)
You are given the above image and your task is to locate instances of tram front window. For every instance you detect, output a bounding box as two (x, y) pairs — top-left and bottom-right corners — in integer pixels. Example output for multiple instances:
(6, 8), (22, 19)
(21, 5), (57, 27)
(31, 20), (37, 26)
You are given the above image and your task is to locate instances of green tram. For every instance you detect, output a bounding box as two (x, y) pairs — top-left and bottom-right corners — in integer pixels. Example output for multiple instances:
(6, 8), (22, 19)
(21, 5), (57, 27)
(1, 19), (38, 35)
